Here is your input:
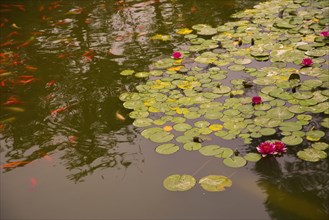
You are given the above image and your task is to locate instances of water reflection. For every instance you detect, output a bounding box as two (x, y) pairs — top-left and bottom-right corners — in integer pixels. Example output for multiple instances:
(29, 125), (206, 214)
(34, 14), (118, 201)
(1, 0), (265, 181)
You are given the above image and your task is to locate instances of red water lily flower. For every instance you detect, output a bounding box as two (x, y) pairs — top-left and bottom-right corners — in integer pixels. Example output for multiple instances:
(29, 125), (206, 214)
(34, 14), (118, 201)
(256, 142), (276, 157)
(172, 51), (182, 59)
(252, 96), (262, 105)
(273, 141), (287, 155)
(301, 57), (313, 67)
(320, 31), (329, 37)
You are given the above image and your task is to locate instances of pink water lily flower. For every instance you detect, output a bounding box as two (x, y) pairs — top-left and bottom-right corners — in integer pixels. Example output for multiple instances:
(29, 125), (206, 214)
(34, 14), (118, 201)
(256, 142), (276, 157)
(172, 51), (182, 59)
(320, 31), (329, 37)
(273, 141), (287, 155)
(301, 57), (313, 67)
(252, 96), (262, 105)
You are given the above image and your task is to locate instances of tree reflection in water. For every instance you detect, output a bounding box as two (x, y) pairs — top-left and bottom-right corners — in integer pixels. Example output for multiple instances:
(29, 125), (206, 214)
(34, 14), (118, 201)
(253, 139), (329, 220)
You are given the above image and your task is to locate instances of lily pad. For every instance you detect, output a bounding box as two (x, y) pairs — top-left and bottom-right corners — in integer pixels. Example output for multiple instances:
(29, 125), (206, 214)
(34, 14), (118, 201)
(223, 156), (247, 168)
(199, 175), (232, 192)
(297, 148), (327, 162)
(120, 69), (135, 76)
(183, 142), (202, 151)
(163, 174), (196, 191)
(281, 135), (303, 146)
(312, 142), (329, 151)
(155, 144), (180, 155)
(199, 145), (222, 156)
(306, 130), (325, 141)
(244, 153), (262, 162)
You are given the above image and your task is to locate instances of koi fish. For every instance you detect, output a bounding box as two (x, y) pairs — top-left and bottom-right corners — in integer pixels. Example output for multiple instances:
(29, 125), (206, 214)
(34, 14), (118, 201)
(6, 31), (20, 38)
(25, 65), (38, 71)
(67, 7), (83, 15)
(82, 50), (95, 61)
(43, 154), (53, 162)
(17, 37), (35, 49)
(0, 40), (15, 47)
(115, 111), (125, 121)
(190, 5), (197, 13)
(68, 135), (78, 144)
(16, 78), (37, 85)
(0, 117), (16, 124)
(2, 160), (29, 168)
(0, 72), (12, 77)
(46, 80), (56, 87)
(19, 75), (34, 79)
(29, 177), (37, 190)
(0, 80), (5, 87)
(12, 23), (21, 29)
(3, 97), (23, 105)
(51, 106), (68, 116)
(12, 4), (26, 11)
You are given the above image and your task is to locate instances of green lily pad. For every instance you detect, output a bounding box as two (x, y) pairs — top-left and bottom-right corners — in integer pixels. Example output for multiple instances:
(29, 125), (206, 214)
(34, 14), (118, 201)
(133, 118), (153, 127)
(244, 153), (262, 162)
(279, 122), (303, 132)
(199, 175), (232, 192)
(259, 128), (277, 136)
(223, 156), (247, 168)
(199, 145), (222, 156)
(228, 64), (245, 71)
(297, 148), (327, 162)
(163, 174), (196, 191)
(253, 77), (276, 85)
(173, 123), (192, 132)
(155, 144), (180, 155)
(305, 49), (327, 57)
(320, 118), (329, 128)
(120, 69), (135, 76)
(267, 107), (295, 120)
(183, 142), (202, 151)
(281, 135), (303, 146)
(215, 148), (234, 158)
(306, 130), (325, 141)
(311, 142), (329, 151)
(148, 130), (174, 143)
(135, 71), (149, 78)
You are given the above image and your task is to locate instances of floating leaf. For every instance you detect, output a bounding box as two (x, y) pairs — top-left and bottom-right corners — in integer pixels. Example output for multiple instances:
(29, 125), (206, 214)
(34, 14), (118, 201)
(151, 34), (171, 41)
(297, 148), (327, 162)
(312, 142), (329, 151)
(199, 145), (222, 156)
(199, 175), (232, 192)
(183, 142), (202, 151)
(306, 130), (325, 141)
(244, 153), (262, 162)
(120, 69), (135, 76)
(155, 144), (179, 155)
(281, 135), (303, 146)
(223, 156), (247, 168)
(163, 174), (196, 191)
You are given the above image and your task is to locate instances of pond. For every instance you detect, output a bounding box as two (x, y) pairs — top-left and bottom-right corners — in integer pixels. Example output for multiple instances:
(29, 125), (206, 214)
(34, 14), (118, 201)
(1, 0), (329, 219)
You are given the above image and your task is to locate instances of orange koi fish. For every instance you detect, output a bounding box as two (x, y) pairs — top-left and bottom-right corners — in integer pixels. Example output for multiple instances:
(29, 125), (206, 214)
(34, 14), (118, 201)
(29, 177), (38, 190)
(46, 80), (56, 87)
(17, 37), (34, 49)
(19, 75), (34, 79)
(51, 105), (68, 116)
(82, 50), (95, 61)
(12, 4), (26, 11)
(25, 65), (38, 71)
(0, 80), (6, 87)
(3, 97), (23, 105)
(68, 135), (78, 144)
(0, 40), (15, 47)
(2, 160), (29, 168)
(16, 78), (37, 85)
(6, 31), (20, 38)
(115, 111), (125, 121)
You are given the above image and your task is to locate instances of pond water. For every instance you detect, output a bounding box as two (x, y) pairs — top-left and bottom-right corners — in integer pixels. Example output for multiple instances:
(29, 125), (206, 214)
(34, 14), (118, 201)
(1, 0), (328, 219)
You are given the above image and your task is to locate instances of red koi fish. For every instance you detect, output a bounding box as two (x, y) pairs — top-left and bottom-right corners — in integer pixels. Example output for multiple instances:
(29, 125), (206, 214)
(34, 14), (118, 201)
(0, 80), (6, 87)
(6, 31), (20, 38)
(12, 4), (26, 11)
(3, 97), (23, 105)
(16, 78), (37, 85)
(0, 40), (15, 47)
(19, 75), (34, 79)
(46, 80), (56, 87)
(29, 177), (37, 190)
(2, 160), (29, 168)
(82, 50), (95, 61)
(17, 37), (34, 49)
(51, 105), (68, 116)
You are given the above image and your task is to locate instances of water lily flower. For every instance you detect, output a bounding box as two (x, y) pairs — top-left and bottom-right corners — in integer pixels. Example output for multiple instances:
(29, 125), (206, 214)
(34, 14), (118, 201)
(273, 141), (287, 155)
(320, 31), (329, 37)
(172, 51), (182, 59)
(252, 96), (262, 105)
(301, 57), (313, 67)
(256, 142), (276, 157)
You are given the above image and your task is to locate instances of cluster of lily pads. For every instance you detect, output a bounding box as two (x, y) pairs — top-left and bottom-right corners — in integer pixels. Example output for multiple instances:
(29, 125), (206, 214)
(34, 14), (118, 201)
(119, 0), (329, 191)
